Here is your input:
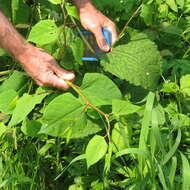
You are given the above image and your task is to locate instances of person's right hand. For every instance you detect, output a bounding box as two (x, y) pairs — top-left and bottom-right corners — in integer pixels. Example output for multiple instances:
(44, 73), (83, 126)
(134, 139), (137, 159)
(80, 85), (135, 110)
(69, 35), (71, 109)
(17, 44), (75, 90)
(78, 3), (117, 52)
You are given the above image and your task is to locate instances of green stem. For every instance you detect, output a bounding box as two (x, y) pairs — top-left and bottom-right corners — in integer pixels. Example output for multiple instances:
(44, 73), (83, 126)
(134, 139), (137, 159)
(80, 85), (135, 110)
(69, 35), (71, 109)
(70, 16), (96, 55)
(66, 81), (109, 119)
(113, 5), (142, 48)
(0, 70), (12, 76)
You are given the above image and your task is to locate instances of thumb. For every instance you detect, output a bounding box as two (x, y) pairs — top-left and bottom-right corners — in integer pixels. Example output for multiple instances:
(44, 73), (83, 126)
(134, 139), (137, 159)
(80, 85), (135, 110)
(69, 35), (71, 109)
(93, 27), (110, 52)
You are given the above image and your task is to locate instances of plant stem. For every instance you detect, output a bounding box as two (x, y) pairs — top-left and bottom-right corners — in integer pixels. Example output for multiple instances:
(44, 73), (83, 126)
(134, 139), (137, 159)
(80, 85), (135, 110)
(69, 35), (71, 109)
(69, 16), (96, 55)
(66, 81), (109, 119)
(0, 70), (12, 76)
(113, 5), (142, 48)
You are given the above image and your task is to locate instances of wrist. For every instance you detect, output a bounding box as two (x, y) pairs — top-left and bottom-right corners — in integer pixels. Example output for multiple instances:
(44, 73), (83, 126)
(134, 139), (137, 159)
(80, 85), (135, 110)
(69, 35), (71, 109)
(15, 43), (34, 64)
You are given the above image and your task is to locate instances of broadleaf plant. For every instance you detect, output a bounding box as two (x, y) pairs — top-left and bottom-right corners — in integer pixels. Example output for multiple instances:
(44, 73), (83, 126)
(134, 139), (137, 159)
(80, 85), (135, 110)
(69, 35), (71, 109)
(101, 33), (163, 90)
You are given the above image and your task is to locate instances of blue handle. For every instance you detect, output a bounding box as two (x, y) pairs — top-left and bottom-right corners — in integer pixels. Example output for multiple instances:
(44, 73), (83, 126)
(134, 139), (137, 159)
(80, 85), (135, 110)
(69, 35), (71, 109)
(81, 28), (112, 61)
(102, 28), (112, 46)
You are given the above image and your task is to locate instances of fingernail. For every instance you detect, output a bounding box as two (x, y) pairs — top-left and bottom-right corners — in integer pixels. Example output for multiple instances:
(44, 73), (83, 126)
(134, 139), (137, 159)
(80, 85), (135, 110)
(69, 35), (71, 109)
(65, 73), (75, 80)
(102, 45), (110, 52)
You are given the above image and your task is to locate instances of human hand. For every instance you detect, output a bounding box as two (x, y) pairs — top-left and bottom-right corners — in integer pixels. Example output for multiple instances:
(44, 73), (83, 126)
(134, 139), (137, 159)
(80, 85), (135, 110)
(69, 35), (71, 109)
(78, 3), (117, 52)
(17, 45), (75, 90)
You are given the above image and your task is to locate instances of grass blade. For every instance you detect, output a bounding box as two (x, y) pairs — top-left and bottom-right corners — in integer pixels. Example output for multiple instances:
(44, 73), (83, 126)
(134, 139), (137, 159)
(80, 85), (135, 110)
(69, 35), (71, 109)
(114, 148), (149, 159)
(169, 156), (177, 189)
(138, 92), (155, 173)
(152, 109), (166, 155)
(158, 164), (168, 190)
(162, 129), (181, 165)
(180, 152), (190, 190)
(54, 154), (86, 181)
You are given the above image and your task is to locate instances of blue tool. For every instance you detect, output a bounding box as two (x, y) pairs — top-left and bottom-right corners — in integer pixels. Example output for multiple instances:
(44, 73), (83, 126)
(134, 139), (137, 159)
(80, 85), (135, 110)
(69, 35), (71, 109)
(81, 28), (112, 62)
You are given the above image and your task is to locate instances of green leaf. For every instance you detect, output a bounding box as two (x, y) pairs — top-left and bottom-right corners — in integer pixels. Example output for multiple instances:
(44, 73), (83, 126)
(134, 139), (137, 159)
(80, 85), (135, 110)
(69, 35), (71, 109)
(180, 74), (190, 96)
(158, 163), (168, 190)
(65, 4), (79, 20)
(176, 0), (184, 8)
(0, 0), (11, 19)
(162, 129), (181, 165)
(169, 157), (177, 189)
(54, 154), (86, 180)
(0, 90), (18, 114)
(0, 48), (6, 56)
(161, 82), (179, 93)
(9, 93), (48, 127)
(80, 73), (122, 106)
(138, 92), (155, 173)
(28, 20), (59, 45)
(11, 0), (30, 24)
(162, 25), (183, 35)
(69, 184), (83, 190)
(0, 123), (7, 137)
(140, 4), (153, 25)
(180, 152), (190, 190)
(114, 148), (149, 159)
(70, 37), (84, 66)
(58, 26), (84, 67)
(112, 99), (141, 116)
(47, 0), (61, 4)
(86, 135), (108, 168)
(40, 93), (84, 136)
(0, 71), (28, 93)
(166, 0), (178, 12)
(69, 114), (102, 138)
(101, 33), (162, 90)
(21, 119), (42, 137)
(111, 123), (129, 153)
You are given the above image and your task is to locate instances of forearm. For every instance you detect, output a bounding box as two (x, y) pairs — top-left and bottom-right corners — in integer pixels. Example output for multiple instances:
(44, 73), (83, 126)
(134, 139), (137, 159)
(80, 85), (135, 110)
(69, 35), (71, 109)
(0, 10), (30, 60)
(73, 0), (94, 12)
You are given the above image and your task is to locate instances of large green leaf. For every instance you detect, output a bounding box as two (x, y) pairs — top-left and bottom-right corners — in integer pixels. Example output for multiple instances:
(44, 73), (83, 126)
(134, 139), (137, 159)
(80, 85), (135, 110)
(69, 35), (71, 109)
(9, 93), (48, 127)
(85, 135), (108, 169)
(112, 99), (141, 116)
(0, 71), (28, 93)
(21, 119), (42, 137)
(40, 93), (103, 138)
(68, 114), (103, 138)
(100, 33), (162, 90)
(28, 20), (59, 45)
(0, 90), (18, 114)
(80, 73), (122, 106)
(40, 93), (84, 136)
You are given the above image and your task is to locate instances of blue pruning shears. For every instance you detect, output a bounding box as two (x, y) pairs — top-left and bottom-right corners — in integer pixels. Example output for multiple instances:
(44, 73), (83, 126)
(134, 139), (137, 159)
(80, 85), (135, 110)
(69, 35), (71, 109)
(81, 28), (112, 62)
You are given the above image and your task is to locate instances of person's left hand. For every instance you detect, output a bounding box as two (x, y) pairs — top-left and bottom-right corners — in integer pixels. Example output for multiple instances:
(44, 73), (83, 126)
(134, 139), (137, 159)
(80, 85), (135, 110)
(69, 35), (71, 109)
(79, 4), (117, 52)
(16, 44), (75, 90)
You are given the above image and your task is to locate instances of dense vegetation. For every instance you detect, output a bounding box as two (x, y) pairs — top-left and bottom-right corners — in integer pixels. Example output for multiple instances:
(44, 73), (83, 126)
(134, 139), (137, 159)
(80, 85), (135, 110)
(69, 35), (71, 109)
(0, 0), (190, 189)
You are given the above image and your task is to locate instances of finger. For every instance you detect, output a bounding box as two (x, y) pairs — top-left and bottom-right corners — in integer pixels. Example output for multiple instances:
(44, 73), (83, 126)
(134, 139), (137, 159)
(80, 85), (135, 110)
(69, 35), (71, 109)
(48, 74), (70, 90)
(38, 71), (70, 90)
(92, 27), (110, 52)
(35, 80), (43, 87)
(49, 63), (75, 81)
(105, 22), (118, 46)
